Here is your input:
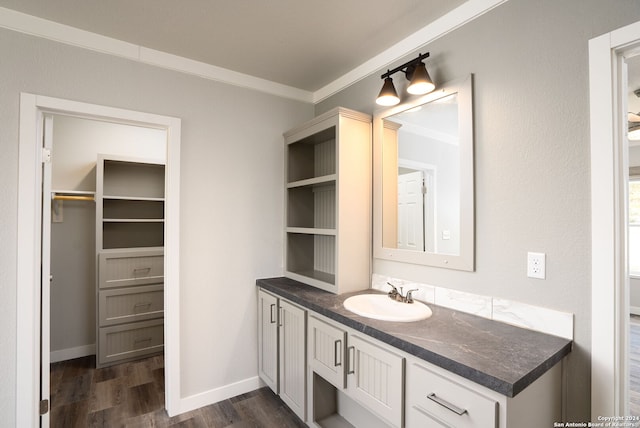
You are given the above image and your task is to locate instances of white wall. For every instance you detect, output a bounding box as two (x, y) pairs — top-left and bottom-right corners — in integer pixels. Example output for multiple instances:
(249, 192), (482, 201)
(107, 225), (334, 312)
(0, 28), (313, 425)
(50, 115), (166, 359)
(316, 0), (640, 420)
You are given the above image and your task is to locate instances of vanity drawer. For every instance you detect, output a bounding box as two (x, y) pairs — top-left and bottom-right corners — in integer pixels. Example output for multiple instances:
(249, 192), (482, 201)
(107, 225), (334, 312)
(98, 319), (164, 366)
(98, 284), (164, 326)
(99, 249), (163, 289)
(406, 361), (498, 428)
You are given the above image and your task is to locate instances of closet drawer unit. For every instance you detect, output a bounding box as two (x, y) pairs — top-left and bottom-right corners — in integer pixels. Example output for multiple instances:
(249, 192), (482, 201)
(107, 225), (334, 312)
(406, 361), (498, 428)
(99, 249), (164, 289)
(98, 284), (164, 326)
(98, 319), (164, 365)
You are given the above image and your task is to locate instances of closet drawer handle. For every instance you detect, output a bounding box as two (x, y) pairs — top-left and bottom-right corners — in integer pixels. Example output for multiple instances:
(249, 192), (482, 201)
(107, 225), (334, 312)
(134, 337), (153, 344)
(133, 302), (152, 308)
(427, 393), (467, 416)
(334, 340), (342, 367)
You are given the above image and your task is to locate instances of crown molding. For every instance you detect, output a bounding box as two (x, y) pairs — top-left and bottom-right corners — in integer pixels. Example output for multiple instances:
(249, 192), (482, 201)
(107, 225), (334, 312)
(312, 0), (509, 103)
(0, 6), (313, 103)
(0, 1), (508, 105)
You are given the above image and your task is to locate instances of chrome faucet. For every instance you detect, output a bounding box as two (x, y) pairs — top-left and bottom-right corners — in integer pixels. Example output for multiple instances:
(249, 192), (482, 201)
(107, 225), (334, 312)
(387, 282), (419, 304)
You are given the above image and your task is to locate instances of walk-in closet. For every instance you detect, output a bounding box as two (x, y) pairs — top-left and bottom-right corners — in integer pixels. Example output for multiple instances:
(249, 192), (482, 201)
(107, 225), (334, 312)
(48, 114), (167, 422)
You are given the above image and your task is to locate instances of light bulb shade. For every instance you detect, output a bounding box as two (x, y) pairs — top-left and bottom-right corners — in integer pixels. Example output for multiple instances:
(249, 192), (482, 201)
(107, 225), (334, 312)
(376, 77), (400, 106)
(407, 62), (435, 95)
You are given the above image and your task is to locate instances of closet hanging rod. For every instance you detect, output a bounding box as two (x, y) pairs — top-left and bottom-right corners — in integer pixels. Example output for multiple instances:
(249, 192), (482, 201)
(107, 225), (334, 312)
(51, 190), (95, 202)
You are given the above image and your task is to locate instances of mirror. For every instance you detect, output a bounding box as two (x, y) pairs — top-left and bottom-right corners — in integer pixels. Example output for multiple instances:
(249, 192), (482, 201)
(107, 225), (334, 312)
(373, 74), (474, 271)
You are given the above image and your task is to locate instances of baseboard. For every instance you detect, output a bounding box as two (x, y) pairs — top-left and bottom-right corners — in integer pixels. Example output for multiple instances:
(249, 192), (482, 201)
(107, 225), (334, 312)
(50, 344), (96, 363)
(177, 376), (262, 415)
(631, 306), (640, 316)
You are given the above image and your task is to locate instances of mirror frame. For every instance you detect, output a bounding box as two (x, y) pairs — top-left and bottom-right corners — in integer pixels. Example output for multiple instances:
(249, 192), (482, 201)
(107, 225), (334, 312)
(373, 74), (474, 271)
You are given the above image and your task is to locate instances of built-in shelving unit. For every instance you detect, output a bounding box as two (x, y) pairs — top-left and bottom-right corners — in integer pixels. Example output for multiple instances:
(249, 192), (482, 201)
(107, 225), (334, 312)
(96, 154), (165, 367)
(284, 107), (372, 294)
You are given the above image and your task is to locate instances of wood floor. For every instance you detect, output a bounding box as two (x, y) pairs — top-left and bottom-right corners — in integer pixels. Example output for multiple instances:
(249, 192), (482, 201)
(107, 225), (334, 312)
(50, 355), (306, 427)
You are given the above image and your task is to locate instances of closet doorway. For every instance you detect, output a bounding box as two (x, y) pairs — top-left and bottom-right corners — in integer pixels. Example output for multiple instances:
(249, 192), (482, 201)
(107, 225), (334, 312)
(16, 94), (181, 427)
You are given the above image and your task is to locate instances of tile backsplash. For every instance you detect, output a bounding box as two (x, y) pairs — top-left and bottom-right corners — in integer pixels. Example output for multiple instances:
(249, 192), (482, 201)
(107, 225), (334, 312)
(371, 273), (574, 340)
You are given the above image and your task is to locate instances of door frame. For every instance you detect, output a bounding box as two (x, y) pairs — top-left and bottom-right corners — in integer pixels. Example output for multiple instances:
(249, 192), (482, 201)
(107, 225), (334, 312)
(589, 20), (640, 418)
(16, 93), (182, 426)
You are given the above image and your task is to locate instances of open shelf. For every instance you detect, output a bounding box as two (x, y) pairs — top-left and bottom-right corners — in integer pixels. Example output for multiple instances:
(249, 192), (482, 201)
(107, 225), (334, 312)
(103, 160), (165, 199)
(287, 183), (335, 229)
(311, 372), (388, 428)
(102, 222), (164, 249)
(287, 127), (336, 183)
(286, 233), (335, 286)
(283, 108), (371, 294)
(103, 198), (164, 220)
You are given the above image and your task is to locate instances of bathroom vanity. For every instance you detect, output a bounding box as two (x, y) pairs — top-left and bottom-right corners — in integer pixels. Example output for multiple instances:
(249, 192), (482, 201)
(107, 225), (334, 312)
(256, 277), (572, 428)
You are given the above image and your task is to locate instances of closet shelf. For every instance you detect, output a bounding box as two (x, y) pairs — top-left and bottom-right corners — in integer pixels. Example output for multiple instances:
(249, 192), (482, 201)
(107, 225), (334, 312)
(287, 174), (337, 189)
(103, 218), (165, 223)
(103, 195), (165, 202)
(286, 227), (336, 236)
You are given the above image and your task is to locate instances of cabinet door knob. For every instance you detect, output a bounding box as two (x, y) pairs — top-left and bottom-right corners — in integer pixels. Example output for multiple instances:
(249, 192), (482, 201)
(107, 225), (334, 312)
(427, 393), (467, 416)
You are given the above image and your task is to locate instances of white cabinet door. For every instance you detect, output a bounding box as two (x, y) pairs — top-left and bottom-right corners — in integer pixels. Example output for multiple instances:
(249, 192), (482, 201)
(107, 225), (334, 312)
(346, 334), (404, 428)
(258, 290), (279, 393)
(308, 315), (346, 388)
(279, 300), (307, 421)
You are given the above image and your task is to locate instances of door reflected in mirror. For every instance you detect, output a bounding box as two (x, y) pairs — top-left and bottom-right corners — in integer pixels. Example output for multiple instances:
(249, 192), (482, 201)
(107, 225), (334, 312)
(373, 75), (474, 271)
(383, 93), (460, 255)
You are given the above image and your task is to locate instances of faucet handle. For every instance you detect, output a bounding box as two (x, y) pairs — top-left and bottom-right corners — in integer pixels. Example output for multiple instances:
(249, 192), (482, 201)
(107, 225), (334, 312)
(387, 282), (399, 296)
(404, 289), (419, 303)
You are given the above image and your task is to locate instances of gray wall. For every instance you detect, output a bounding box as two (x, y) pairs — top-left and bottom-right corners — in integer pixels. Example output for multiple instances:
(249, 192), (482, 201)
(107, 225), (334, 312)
(0, 28), (313, 425)
(316, 0), (640, 420)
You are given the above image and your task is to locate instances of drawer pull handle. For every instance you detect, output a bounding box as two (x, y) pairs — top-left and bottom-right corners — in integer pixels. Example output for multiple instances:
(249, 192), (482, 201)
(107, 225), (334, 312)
(133, 267), (152, 275)
(347, 346), (355, 375)
(134, 302), (152, 308)
(427, 393), (467, 416)
(269, 304), (276, 324)
(278, 307), (283, 327)
(334, 340), (342, 367)
(134, 337), (153, 344)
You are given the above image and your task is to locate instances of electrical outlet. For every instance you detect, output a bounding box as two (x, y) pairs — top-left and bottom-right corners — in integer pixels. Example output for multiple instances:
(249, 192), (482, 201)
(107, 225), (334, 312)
(527, 252), (546, 279)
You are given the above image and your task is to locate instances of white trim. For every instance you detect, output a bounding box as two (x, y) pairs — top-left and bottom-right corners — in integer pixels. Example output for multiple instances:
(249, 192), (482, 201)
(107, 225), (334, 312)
(178, 377), (262, 415)
(16, 94), (182, 425)
(16, 93), (42, 428)
(0, 7), (312, 104)
(312, 0), (509, 103)
(50, 345), (96, 363)
(0, 1), (508, 105)
(589, 19), (640, 419)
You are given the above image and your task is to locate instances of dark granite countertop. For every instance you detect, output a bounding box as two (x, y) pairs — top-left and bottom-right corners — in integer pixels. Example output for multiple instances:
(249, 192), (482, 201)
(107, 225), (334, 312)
(256, 277), (572, 398)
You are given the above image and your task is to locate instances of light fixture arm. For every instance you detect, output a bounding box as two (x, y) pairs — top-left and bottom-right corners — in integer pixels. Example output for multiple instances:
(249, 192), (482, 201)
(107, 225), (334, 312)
(380, 52), (430, 80)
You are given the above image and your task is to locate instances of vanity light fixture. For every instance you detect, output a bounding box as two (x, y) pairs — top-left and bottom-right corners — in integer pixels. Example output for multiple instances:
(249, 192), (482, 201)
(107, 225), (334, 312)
(375, 52), (435, 106)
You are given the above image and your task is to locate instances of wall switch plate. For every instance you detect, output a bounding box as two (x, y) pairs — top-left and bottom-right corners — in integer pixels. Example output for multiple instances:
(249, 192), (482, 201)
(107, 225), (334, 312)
(527, 252), (546, 279)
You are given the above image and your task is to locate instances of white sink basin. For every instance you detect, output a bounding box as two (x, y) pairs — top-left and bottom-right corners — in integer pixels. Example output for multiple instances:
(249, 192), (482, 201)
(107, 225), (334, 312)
(343, 294), (432, 322)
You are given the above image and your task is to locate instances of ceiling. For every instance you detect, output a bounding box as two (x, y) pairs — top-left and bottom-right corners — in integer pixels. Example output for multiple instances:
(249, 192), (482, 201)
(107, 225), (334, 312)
(0, 0), (465, 92)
